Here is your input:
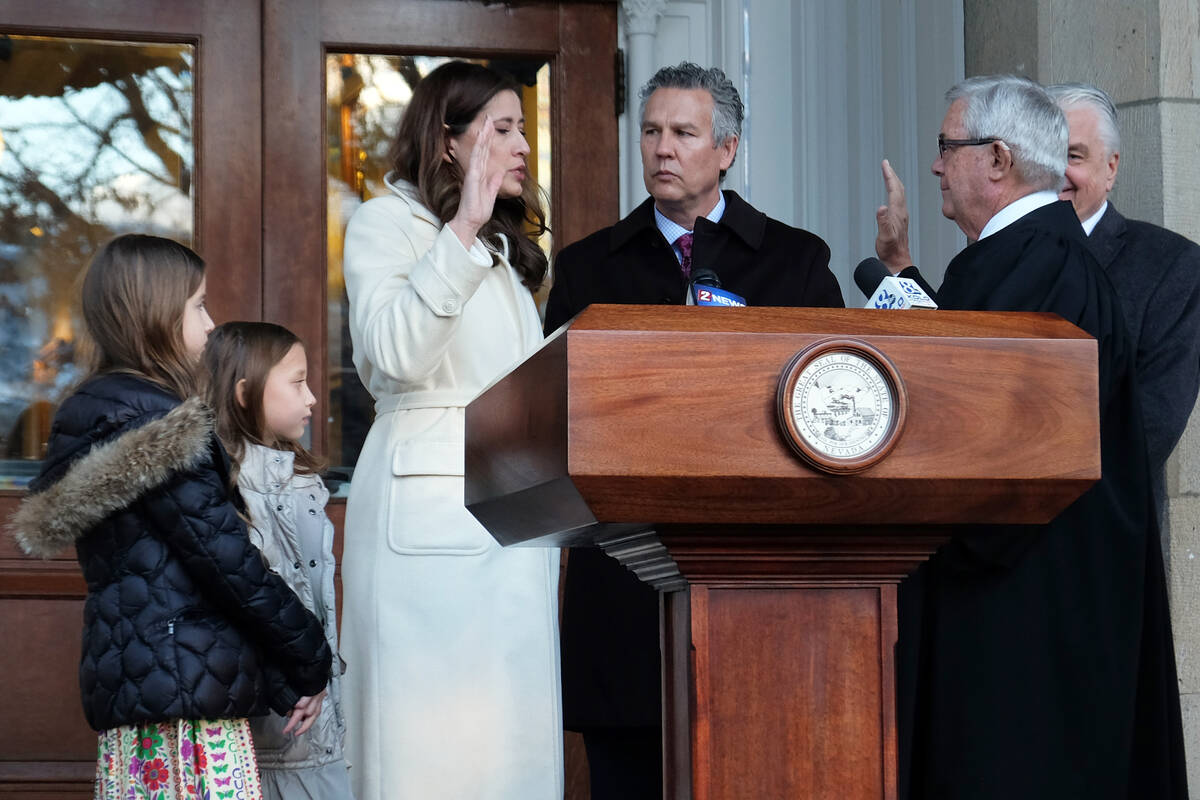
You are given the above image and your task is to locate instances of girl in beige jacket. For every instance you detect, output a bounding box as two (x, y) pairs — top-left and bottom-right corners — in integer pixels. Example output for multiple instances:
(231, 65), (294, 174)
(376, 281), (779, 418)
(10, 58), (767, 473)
(204, 321), (355, 800)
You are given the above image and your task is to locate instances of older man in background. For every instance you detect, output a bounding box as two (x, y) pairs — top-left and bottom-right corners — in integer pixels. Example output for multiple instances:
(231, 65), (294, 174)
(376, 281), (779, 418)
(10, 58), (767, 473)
(1047, 82), (1200, 519)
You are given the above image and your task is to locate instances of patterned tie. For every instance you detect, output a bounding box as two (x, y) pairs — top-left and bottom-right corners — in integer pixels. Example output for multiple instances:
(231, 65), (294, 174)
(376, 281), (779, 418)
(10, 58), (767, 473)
(676, 232), (694, 278)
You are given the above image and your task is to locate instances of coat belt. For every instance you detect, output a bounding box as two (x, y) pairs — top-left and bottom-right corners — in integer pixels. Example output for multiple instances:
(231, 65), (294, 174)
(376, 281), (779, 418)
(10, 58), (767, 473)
(374, 390), (478, 416)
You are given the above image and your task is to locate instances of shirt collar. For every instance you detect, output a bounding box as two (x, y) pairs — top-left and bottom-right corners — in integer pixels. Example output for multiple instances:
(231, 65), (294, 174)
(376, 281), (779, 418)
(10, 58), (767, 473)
(653, 192), (727, 246)
(609, 191), (764, 254)
(978, 190), (1060, 241)
(1081, 200), (1109, 236)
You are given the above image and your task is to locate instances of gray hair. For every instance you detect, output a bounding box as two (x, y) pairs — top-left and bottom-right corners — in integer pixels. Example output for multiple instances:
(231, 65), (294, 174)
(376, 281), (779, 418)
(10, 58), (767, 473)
(1046, 82), (1121, 156)
(946, 75), (1067, 191)
(639, 62), (744, 174)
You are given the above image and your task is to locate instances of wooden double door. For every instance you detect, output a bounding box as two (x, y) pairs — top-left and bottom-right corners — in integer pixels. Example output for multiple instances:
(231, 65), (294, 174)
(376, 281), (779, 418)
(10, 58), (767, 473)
(0, 1), (616, 796)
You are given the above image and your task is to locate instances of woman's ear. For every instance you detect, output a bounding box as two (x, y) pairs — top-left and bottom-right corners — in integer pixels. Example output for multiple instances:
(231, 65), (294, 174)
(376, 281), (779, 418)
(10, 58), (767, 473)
(235, 378), (248, 409)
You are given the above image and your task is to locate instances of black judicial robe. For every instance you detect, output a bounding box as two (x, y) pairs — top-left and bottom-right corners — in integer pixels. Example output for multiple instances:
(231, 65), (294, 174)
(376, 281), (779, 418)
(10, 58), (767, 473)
(898, 200), (1188, 799)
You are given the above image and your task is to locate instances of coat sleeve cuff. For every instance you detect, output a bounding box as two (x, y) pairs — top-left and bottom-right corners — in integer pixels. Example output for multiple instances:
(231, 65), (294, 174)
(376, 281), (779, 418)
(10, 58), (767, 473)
(408, 225), (494, 317)
(269, 683), (300, 716)
(898, 266), (938, 299)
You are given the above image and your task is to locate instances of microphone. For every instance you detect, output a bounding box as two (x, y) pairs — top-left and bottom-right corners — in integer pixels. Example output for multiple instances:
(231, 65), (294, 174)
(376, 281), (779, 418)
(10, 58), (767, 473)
(689, 267), (747, 307)
(854, 257), (937, 309)
(854, 257), (892, 297)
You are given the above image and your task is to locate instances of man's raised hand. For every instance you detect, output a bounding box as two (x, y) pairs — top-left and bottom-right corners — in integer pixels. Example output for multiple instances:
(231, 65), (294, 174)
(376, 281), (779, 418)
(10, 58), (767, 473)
(875, 159), (913, 273)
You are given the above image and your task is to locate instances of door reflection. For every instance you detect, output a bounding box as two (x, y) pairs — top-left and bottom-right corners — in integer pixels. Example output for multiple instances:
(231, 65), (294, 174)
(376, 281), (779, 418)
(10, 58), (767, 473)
(0, 34), (194, 486)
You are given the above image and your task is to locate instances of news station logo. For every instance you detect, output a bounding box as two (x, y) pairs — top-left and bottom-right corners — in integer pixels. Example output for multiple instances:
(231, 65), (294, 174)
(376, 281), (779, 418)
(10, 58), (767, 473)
(868, 277), (936, 310)
(694, 286), (747, 307)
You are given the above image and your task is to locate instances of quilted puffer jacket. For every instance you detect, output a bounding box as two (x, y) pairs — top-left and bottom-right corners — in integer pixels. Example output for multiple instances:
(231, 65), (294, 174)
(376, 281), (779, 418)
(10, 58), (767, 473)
(9, 373), (332, 732)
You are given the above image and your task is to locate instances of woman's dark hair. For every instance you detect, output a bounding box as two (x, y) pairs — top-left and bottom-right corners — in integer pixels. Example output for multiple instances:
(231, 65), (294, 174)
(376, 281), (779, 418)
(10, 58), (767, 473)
(203, 321), (324, 482)
(387, 60), (549, 289)
(79, 233), (205, 400)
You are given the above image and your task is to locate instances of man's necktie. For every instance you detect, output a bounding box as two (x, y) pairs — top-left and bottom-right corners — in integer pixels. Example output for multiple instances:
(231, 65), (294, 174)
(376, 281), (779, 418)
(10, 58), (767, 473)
(677, 232), (694, 278)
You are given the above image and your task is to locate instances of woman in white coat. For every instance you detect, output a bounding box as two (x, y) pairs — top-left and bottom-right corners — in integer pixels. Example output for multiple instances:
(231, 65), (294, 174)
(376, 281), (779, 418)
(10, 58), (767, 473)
(339, 61), (562, 800)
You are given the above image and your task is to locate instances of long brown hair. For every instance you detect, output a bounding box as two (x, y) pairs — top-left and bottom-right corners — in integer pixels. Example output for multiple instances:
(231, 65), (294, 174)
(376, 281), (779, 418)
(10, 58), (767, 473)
(203, 321), (324, 480)
(79, 234), (206, 400)
(388, 60), (549, 289)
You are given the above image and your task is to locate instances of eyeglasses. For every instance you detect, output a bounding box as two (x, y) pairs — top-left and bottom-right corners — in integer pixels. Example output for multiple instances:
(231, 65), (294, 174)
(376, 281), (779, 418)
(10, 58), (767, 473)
(937, 134), (1002, 156)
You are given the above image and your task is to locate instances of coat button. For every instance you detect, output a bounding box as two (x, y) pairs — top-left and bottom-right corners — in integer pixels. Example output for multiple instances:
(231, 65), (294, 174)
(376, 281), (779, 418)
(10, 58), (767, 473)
(309, 559), (317, 567)
(441, 299), (458, 313)
(308, 508), (317, 515)
(293, 560), (302, 569)
(276, 504), (284, 511)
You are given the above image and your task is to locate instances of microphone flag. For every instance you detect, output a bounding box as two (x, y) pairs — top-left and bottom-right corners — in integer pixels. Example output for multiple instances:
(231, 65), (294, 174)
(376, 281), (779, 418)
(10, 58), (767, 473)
(864, 276), (937, 309)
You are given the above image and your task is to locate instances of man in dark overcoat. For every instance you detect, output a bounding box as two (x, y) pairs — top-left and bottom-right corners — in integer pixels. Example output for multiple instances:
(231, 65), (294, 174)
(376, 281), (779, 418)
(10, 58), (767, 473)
(1048, 81), (1200, 518)
(544, 62), (844, 800)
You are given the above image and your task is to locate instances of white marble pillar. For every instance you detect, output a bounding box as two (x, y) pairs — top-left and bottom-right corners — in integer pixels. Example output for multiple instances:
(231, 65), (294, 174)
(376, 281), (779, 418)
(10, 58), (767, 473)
(620, 0), (666, 209)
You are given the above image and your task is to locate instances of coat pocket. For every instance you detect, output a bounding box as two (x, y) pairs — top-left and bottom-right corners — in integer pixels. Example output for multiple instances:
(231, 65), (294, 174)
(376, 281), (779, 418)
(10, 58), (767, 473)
(249, 710), (313, 766)
(385, 441), (493, 555)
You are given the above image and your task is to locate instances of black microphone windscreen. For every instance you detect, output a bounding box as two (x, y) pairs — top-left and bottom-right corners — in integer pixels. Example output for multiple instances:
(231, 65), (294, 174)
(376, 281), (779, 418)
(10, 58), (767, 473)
(854, 257), (892, 297)
(690, 267), (722, 288)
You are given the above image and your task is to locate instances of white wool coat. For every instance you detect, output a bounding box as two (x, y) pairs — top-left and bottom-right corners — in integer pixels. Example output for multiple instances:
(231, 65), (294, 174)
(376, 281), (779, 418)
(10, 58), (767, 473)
(339, 175), (562, 800)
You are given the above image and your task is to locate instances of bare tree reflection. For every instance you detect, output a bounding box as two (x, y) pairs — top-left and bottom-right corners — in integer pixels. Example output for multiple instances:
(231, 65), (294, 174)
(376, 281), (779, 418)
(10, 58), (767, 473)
(0, 35), (193, 473)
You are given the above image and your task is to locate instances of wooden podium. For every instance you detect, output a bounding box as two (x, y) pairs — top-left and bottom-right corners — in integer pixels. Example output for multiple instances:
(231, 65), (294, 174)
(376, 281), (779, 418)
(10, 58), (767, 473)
(464, 305), (1099, 800)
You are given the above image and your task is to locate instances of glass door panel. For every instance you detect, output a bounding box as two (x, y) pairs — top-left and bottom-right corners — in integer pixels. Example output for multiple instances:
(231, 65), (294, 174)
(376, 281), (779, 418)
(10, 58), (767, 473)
(0, 34), (194, 487)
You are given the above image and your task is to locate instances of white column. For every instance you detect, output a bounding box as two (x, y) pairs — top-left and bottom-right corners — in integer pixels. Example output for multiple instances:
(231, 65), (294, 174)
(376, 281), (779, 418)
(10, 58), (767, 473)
(621, 0), (666, 211)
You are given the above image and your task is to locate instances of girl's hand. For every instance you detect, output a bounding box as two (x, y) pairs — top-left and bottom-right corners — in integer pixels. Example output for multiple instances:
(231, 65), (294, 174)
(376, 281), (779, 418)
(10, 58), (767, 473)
(448, 114), (506, 251)
(282, 689), (327, 736)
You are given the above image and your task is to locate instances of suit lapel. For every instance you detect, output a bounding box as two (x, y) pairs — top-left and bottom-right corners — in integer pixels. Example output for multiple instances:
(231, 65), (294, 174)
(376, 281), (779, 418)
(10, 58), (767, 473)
(1087, 204), (1129, 269)
(608, 197), (660, 253)
(693, 216), (736, 276)
(692, 191), (764, 280)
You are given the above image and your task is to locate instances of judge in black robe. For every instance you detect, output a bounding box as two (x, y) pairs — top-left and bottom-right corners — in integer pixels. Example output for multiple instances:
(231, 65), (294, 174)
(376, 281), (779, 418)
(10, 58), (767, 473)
(880, 76), (1188, 800)
(898, 199), (1187, 799)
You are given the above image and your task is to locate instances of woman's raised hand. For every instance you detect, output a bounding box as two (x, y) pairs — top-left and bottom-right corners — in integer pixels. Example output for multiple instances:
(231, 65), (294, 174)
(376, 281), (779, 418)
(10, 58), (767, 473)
(449, 115), (506, 251)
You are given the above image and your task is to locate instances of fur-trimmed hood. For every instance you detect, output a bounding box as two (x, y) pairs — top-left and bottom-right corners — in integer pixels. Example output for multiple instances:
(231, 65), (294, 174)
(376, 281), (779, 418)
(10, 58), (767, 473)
(9, 397), (214, 558)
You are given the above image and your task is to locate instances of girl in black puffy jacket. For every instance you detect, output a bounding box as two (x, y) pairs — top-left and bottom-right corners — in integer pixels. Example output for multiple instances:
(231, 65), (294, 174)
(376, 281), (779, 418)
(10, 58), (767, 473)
(9, 235), (332, 800)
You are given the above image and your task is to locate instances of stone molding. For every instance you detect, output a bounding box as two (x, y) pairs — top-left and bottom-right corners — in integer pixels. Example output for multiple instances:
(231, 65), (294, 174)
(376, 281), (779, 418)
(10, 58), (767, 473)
(621, 0), (666, 35)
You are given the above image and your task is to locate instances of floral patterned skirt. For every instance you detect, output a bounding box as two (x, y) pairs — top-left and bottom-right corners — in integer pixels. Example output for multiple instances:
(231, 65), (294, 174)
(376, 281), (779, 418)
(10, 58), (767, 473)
(94, 717), (264, 800)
